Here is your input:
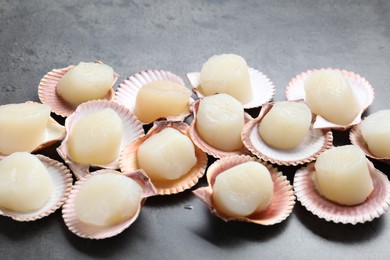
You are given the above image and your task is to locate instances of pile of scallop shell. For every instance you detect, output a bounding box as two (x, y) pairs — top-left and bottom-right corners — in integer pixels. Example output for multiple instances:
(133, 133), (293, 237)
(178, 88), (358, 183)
(0, 53), (390, 240)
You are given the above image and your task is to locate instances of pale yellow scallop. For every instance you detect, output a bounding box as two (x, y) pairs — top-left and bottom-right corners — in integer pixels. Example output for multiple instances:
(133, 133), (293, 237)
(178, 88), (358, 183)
(360, 110), (390, 158)
(259, 101), (312, 149)
(196, 93), (244, 151)
(199, 54), (252, 104)
(0, 152), (53, 212)
(57, 62), (114, 105)
(313, 145), (373, 206)
(212, 161), (273, 217)
(137, 128), (197, 181)
(0, 103), (51, 155)
(68, 108), (123, 165)
(134, 80), (192, 123)
(74, 174), (143, 226)
(304, 70), (360, 125)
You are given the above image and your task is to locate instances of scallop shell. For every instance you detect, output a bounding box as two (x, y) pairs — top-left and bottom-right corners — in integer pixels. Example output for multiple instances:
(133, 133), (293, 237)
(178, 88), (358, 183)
(0, 102), (66, 159)
(242, 102), (333, 166)
(192, 155), (295, 225)
(294, 161), (390, 224)
(285, 68), (374, 130)
(57, 100), (144, 180)
(62, 169), (156, 239)
(0, 154), (73, 222)
(189, 99), (252, 158)
(38, 61), (118, 117)
(186, 67), (275, 109)
(114, 69), (194, 124)
(350, 121), (390, 163)
(119, 121), (208, 195)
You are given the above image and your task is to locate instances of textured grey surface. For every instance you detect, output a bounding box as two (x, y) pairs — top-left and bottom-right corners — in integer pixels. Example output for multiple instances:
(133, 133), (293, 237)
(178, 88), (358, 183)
(1, 0), (390, 259)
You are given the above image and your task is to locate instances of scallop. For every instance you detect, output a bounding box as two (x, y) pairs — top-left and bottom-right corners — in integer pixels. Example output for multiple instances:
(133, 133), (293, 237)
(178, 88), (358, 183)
(67, 108), (124, 165)
(196, 93), (245, 152)
(133, 80), (192, 123)
(74, 174), (143, 226)
(186, 61), (275, 109)
(212, 161), (274, 217)
(137, 127), (197, 181)
(285, 68), (374, 130)
(198, 54), (253, 104)
(242, 102), (333, 166)
(294, 159), (390, 224)
(189, 99), (252, 159)
(313, 145), (374, 206)
(114, 69), (193, 124)
(192, 155), (295, 225)
(0, 152), (53, 212)
(62, 169), (156, 239)
(38, 61), (118, 117)
(350, 110), (390, 162)
(304, 70), (360, 125)
(0, 153), (72, 222)
(57, 100), (144, 179)
(258, 101), (312, 149)
(0, 102), (65, 159)
(119, 121), (208, 195)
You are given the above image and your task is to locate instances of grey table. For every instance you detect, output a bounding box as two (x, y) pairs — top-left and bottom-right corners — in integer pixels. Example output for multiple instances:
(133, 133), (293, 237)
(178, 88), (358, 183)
(1, 0), (390, 259)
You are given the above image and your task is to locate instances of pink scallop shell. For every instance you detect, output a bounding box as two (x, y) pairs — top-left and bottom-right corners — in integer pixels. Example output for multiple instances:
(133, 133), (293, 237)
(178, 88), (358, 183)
(285, 68), (375, 130)
(38, 61), (119, 117)
(114, 69), (194, 124)
(350, 121), (390, 163)
(294, 161), (390, 224)
(57, 100), (144, 180)
(189, 99), (252, 158)
(186, 67), (275, 109)
(242, 102), (333, 166)
(0, 154), (73, 222)
(119, 121), (208, 195)
(62, 169), (156, 239)
(0, 105), (66, 159)
(192, 155), (295, 225)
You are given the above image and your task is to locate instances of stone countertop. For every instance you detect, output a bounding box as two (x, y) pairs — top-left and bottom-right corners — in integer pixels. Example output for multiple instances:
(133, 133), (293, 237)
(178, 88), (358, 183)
(1, 0), (390, 259)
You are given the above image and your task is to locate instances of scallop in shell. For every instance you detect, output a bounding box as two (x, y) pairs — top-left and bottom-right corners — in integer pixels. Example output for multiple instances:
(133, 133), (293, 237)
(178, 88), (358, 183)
(114, 69), (194, 124)
(285, 68), (374, 130)
(0, 153), (73, 222)
(119, 121), (208, 195)
(189, 99), (252, 159)
(349, 110), (390, 163)
(0, 102), (65, 159)
(294, 161), (390, 224)
(192, 155), (295, 225)
(186, 68), (275, 109)
(38, 61), (118, 117)
(57, 100), (144, 180)
(242, 102), (333, 166)
(350, 121), (387, 163)
(62, 169), (156, 239)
